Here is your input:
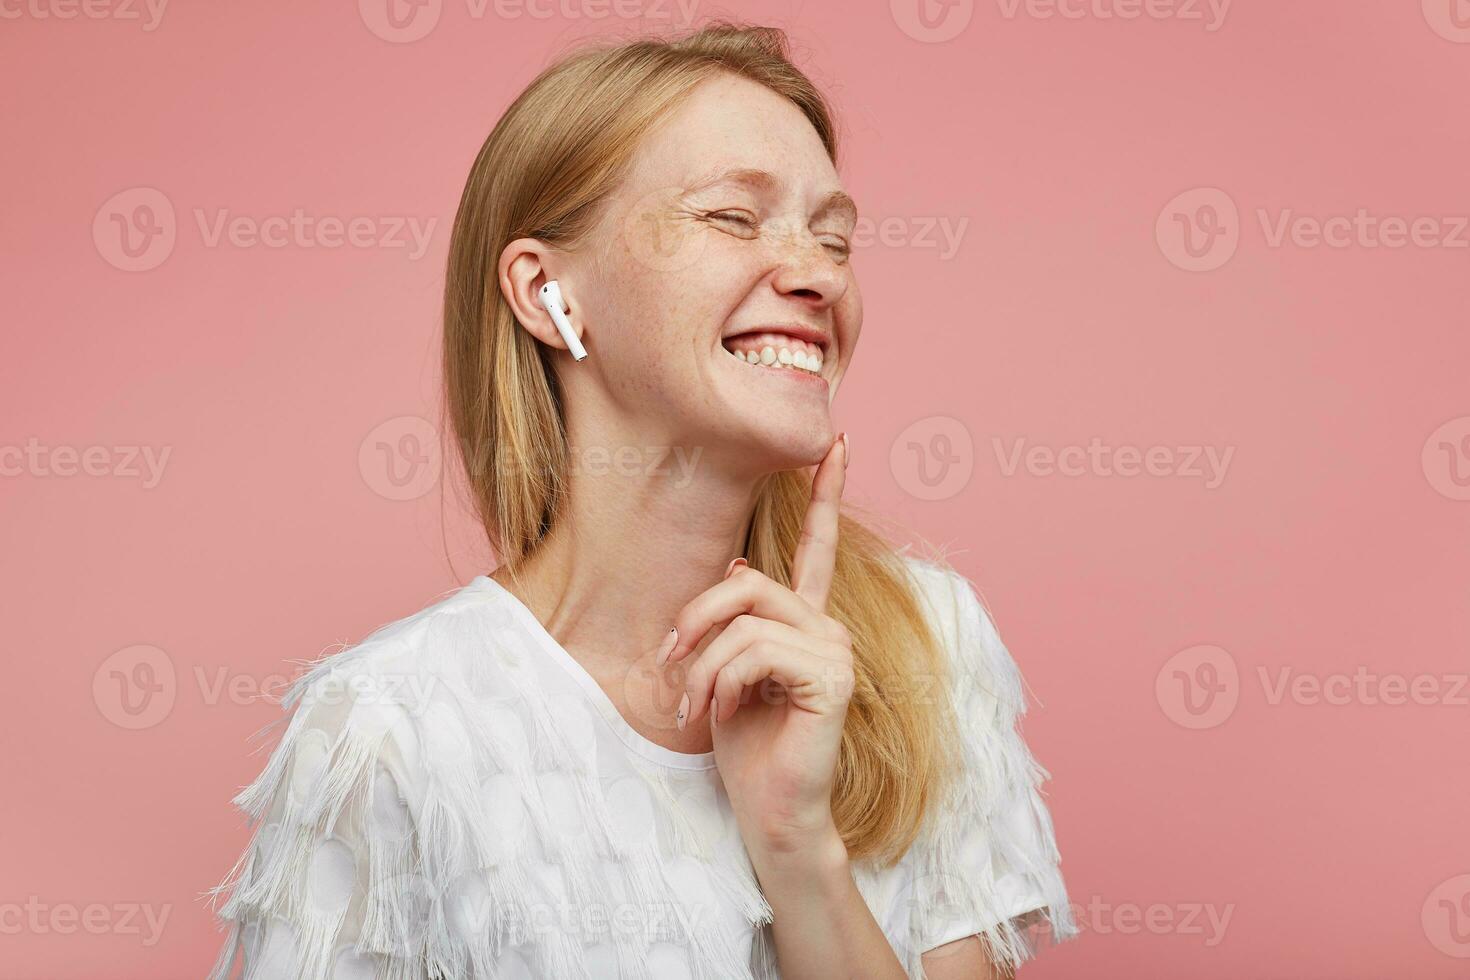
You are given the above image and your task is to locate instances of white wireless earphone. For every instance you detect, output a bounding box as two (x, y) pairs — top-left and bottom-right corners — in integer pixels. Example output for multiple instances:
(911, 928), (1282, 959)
(538, 280), (587, 361)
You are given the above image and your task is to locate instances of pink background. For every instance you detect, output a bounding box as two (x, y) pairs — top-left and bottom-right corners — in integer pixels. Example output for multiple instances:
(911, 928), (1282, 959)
(4, 0), (1468, 976)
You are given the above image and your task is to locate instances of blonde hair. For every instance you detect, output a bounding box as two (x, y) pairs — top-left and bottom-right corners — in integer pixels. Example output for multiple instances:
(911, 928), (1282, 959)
(441, 21), (963, 867)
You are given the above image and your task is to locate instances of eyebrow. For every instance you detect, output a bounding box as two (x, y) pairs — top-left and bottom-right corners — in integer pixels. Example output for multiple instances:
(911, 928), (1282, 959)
(685, 167), (859, 223)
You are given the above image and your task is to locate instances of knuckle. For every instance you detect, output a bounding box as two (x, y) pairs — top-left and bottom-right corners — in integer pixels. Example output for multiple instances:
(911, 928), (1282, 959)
(825, 664), (856, 700)
(825, 617), (852, 647)
(730, 562), (758, 578)
(727, 613), (756, 640)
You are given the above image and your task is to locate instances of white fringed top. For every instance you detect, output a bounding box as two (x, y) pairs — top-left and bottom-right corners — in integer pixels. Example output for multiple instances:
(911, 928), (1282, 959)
(205, 554), (1076, 979)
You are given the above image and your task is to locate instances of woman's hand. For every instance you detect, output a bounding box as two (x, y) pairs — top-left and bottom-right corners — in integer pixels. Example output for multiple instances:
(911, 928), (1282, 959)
(657, 433), (854, 862)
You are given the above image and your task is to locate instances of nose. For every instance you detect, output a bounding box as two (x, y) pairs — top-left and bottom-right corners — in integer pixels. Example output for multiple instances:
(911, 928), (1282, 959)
(768, 223), (849, 309)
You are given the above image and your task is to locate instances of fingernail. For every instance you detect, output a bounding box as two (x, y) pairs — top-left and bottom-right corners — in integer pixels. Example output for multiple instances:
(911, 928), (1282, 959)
(711, 696), (719, 728)
(840, 432), (850, 469)
(677, 692), (689, 731)
(655, 627), (677, 667)
(724, 557), (747, 579)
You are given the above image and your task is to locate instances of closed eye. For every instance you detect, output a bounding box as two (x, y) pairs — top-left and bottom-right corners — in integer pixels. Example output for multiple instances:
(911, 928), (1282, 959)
(822, 237), (852, 258)
(705, 210), (756, 226)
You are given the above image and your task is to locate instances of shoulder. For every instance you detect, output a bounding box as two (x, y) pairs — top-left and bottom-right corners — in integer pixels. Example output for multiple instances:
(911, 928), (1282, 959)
(895, 551), (1024, 712)
(230, 580), (523, 809)
(224, 579), (527, 828)
(272, 578), (511, 720)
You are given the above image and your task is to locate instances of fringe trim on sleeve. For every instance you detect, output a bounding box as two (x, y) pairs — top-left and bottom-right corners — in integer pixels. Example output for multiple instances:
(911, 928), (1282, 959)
(203, 651), (429, 980)
(900, 560), (1079, 977)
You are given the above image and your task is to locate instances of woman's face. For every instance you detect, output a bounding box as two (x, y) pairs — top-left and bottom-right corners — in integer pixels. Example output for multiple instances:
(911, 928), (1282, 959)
(569, 71), (862, 471)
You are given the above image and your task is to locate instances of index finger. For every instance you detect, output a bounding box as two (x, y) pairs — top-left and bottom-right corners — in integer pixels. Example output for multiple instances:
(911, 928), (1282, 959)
(790, 432), (848, 611)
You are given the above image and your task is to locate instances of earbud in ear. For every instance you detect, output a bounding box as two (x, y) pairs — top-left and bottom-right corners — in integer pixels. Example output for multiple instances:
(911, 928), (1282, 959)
(538, 280), (588, 362)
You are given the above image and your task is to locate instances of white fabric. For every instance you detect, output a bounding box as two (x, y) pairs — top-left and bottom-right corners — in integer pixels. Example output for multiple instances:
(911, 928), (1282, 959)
(205, 553), (1076, 979)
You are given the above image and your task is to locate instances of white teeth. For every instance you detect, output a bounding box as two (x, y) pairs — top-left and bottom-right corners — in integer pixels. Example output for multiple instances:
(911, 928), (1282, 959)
(722, 342), (825, 375)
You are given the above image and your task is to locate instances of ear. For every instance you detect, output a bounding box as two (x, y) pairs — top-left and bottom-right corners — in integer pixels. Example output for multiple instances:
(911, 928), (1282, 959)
(498, 237), (585, 355)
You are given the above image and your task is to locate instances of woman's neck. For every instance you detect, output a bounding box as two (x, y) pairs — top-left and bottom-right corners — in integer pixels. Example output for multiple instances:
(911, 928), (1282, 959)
(491, 444), (761, 669)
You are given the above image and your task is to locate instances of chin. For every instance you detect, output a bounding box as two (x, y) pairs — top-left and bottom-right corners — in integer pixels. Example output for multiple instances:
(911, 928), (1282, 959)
(722, 420), (835, 474)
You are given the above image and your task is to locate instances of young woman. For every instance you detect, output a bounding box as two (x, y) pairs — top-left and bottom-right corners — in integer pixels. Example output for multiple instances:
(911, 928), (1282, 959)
(206, 22), (1076, 980)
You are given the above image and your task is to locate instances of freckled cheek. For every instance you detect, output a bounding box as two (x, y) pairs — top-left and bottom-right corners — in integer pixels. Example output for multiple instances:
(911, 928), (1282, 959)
(833, 296), (862, 370)
(600, 224), (757, 350)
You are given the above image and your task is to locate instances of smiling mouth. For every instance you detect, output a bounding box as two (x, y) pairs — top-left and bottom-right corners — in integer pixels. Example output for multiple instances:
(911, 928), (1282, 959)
(720, 332), (826, 378)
